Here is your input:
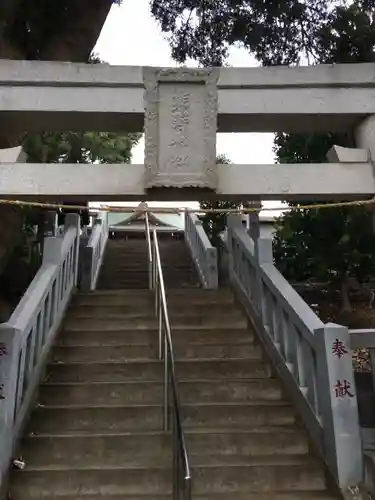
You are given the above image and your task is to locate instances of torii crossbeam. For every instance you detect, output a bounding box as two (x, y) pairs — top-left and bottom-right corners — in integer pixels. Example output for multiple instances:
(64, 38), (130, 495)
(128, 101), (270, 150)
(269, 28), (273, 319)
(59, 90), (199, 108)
(1, 60), (375, 200)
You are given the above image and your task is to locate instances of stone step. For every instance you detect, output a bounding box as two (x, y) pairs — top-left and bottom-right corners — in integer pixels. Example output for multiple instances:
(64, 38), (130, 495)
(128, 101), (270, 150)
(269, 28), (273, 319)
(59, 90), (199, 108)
(96, 283), (149, 290)
(97, 284), (200, 291)
(69, 302), (240, 317)
(20, 429), (309, 468)
(192, 457), (326, 493)
(8, 494), (338, 500)
(63, 315), (247, 331)
(10, 467), (171, 497)
(97, 277), (198, 286)
(10, 457), (326, 497)
(182, 402), (296, 429)
(100, 268), (197, 277)
(97, 281), (199, 289)
(27, 402), (295, 434)
(38, 379), (283, 406)
(105, 249), (189, 253)
(99, 275), (194, 281)
(51, 343), (261, 362)
(100, 264), (194, 270)
(101, 264), (192, 269)
(192, 455), (326, 495)
(100, 261), (194, 267)
(98, 272), (196, 278)
(45, 360), (163, 383)
(97, 276), (196, 284)
(57, 328), (255, 346)
(74, 289), (234, 306)
(101, 259), (192, 267)
(194, 495), (338, 500)
(45, 359), (271, 383)
(27, 405), (164, 433)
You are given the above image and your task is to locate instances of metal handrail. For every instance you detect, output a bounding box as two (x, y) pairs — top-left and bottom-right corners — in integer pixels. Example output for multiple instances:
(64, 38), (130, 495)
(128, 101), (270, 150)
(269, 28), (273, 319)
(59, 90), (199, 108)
(145, 212), (153, 290)
(148, 225), (191, 500)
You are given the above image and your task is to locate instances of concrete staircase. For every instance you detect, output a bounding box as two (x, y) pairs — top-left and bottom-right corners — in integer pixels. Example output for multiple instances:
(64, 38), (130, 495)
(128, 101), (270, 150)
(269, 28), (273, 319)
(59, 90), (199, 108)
(97, 237), (199, 289)
(9, 286), (340, 499)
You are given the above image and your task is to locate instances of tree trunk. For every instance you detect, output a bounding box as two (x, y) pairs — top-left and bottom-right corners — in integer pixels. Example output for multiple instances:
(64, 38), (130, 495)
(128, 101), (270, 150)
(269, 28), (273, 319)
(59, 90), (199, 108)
(340, 276), (353, 313)
(0, 0), (113, 296)
(39, 0), (113, 62)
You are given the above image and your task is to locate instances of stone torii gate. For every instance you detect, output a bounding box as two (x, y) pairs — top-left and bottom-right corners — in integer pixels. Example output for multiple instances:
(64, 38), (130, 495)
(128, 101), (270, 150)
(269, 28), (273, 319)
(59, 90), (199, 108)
(0, 60), (375, 201)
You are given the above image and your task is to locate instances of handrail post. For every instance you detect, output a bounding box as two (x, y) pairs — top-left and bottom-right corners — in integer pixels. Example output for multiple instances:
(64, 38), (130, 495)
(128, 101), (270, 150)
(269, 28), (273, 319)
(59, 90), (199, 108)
(163, 340), (169, 431)
(184, 211), (218, 289)
(184, 476), (192, 500)
(64, 213), (81, 287)
(0, 326), (20, 492)
(315, 323), (363, 489)
(144, 210), (153, 290)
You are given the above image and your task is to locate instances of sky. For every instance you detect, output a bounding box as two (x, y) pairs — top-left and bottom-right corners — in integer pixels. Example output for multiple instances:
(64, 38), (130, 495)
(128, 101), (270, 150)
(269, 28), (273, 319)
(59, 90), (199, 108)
(94, 0), (284, 216)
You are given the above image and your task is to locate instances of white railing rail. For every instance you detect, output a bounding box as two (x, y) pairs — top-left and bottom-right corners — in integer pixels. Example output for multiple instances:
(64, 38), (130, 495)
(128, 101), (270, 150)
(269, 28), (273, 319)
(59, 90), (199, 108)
(145, 212), (153, 290)
(80, 211), (109, 292)
(227, 215), (363, 492)
(0, 214), (80, 492)
(350, 329), (375, 350)
(184, 211), (218, 289)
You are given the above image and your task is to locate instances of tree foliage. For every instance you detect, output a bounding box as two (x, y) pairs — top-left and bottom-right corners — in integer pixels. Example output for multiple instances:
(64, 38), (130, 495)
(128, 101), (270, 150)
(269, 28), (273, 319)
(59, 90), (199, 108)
(152, 0), (375, 311)
(273, 133), (375, 310)
(23, 130), (140, 228)
(270, 0), (375, 310)
(151, 0), (375, 66)
(24, 131), (140, 164)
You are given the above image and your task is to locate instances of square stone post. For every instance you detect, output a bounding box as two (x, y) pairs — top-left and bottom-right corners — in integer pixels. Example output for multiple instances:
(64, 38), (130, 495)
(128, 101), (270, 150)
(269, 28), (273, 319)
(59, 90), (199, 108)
(247, 202), (273, 318)
(43, 211), (58, 237)
(315, 323), (363, 489)
(0, 326), (21, 493)
(64, 214), (80, 287)
(144, 67), (219, 190)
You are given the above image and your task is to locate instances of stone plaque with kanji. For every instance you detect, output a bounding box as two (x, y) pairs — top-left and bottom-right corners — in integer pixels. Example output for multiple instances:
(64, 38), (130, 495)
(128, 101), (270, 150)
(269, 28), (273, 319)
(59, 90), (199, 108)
(143, 67), (219, 190)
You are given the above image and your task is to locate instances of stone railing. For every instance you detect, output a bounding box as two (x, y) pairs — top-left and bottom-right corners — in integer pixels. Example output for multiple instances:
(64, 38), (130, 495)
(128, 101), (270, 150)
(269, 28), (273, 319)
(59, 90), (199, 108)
(0, 214), (80, 492)
(350, 328), (375, 434)
(348, 328), (375, 494)
(226, 215), (363, 492)
(79, 211), (109, 292)
(184, 211), (218, 289)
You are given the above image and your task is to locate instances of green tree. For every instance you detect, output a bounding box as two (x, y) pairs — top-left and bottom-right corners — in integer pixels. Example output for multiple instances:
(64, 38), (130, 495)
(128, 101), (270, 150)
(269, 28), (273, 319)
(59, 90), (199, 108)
(151, 0), (375, 66)
(199, 155), (241, 245)
(23, 130), (140, 225)
(0, 1), (123, 293)
(273, 133), (375, 311)
(24, 131), (139, 164)
(270, 1), (375, 311)
(0, 128), (140, 315)
(151, 0), (375, 311)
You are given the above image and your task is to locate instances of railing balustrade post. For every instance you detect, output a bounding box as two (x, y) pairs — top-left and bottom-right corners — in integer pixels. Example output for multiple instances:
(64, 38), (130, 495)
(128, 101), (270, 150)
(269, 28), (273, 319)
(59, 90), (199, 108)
(163, 339), (169, 431)
(80, 246), (94, 292)
(315, 323), (363, 489)
(0, 327), (20, 491)
(173, 417), (178, 500)
(184, 476), (192, 500)
(64, 214), (80, 287)
(43, 211), (58, 237)
(158, 296), (163, 361)
(184, 211), (218, 289)
(206, 246), (218, 289)
(256, 236), (273, 323)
